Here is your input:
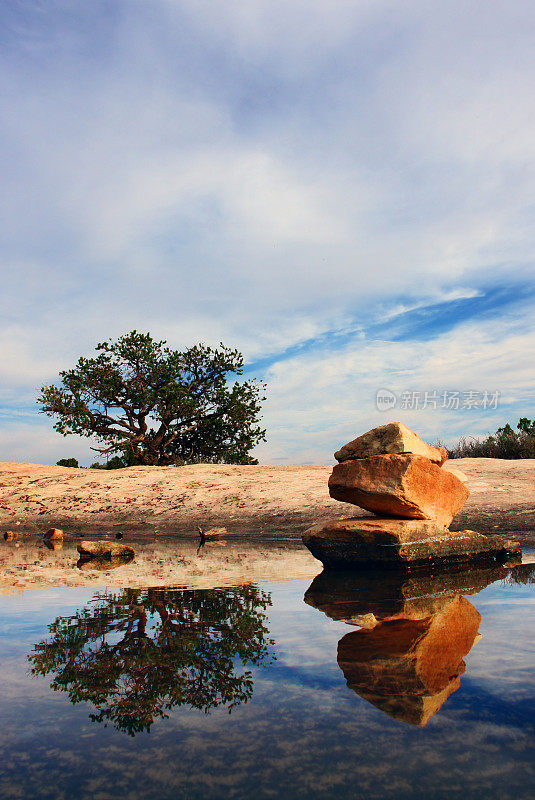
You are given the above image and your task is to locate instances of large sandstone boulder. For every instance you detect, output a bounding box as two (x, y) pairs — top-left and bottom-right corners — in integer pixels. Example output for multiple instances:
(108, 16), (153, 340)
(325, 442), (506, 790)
(337, 594), (481, 726)
(77, 540), (135, 559)
(334, 422), (447, 465)
(328, 454), (468, 525)
(443, 466), (468, 483)
(302, 516), (517, 568)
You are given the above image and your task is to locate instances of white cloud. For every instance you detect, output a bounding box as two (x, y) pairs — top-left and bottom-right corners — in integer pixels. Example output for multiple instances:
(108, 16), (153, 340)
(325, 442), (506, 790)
(1, 1), (535, 462)
(0, 422), (93, 466)
(254, 306), (535, 463)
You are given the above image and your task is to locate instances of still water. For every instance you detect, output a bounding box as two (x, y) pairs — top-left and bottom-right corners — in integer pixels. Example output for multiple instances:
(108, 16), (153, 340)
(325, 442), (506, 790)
(0, 560), (534, 799)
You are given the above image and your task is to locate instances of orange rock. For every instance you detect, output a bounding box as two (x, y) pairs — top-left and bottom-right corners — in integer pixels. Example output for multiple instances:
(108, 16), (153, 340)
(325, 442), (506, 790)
(44, 528), (63, 541)
(356, 682), (462, 727)
(444, 466), (468, 483)
(77, 540), (135, 558)
(337, 595), (481, 726)
(334, 422), (447, 465)
(44, 539), (63, 551)
(328, 454), (468, 526)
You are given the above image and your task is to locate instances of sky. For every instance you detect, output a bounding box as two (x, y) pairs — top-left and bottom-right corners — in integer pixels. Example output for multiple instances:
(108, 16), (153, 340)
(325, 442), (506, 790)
(1, 0), (535, 465)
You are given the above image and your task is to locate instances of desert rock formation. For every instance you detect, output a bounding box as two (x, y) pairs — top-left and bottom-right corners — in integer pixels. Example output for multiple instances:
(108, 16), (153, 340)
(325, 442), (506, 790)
(304, 422), (521, 567)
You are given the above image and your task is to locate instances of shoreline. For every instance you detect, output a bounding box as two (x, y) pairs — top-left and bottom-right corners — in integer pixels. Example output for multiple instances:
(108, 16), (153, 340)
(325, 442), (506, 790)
(0, 536), (322, 594)
(1, 457), (534, 593)
(1, 532), (534, 596)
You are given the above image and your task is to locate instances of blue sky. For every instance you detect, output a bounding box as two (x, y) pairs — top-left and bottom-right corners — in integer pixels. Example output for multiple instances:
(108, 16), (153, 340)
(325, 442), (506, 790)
(1, 0), (534, 464)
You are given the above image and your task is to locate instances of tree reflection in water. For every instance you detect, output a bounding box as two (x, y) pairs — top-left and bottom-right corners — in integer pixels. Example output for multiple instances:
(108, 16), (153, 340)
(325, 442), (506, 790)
(28, 585), (274, 736)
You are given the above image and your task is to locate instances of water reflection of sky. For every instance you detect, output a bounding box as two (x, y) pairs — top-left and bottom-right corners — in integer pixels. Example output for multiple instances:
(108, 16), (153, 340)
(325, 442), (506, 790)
(0, 573), (534, 800)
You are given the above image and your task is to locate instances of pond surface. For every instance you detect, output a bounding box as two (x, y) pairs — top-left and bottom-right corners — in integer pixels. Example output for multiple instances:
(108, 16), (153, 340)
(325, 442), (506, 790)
(0, 557), (534, 799)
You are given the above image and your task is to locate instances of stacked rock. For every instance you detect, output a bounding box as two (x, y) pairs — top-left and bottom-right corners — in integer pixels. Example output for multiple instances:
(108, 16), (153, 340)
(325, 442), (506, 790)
(302, 422), (520, 569)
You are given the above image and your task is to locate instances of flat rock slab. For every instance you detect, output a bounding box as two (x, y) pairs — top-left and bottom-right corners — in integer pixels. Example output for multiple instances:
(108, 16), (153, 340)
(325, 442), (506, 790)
(329, 454), (469, 526)
(304, 562), (510, 623)
(302, 517), (518, 569)
(77, 540), (135, 559)
(334, 422), (447, 465)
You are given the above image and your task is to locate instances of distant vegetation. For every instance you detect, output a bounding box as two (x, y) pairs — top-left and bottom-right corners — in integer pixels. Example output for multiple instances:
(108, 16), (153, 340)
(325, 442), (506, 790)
(56, 457), (79, 468)
(89, 456), (131, 469)
(41, 330), (266, 467)
(447, 418), (535, 459)
(505, 564), (535, 585)
(57, 455), (135, 469)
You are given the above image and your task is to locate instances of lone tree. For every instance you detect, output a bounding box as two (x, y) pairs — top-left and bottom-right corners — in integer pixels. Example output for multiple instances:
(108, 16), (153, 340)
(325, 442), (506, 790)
(38, 331), (266, 466)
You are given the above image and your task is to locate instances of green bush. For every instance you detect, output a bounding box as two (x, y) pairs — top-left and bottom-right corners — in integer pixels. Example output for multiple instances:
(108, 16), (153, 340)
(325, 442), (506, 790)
(89, 456), (128, 470)
(448, 418), (535, 459)
(56, 458), (79, 468)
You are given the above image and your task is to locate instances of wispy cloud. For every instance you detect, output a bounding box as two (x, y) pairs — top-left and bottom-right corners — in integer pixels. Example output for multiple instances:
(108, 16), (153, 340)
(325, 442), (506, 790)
(254, 303), (535, 463)
(1, 1), (534, 463)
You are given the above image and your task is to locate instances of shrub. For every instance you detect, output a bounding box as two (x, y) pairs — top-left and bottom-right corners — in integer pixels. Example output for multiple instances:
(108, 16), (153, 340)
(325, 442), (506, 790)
(447, 419), (535, 459)
(56, 458), (79, 468)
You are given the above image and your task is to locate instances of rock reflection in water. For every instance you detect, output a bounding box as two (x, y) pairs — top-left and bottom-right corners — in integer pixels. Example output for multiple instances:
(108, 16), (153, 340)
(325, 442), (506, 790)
(76, 554), (134, 570)
(28, 585), (274, 736)
(43, 539), (63, 551)
(304, 565), (510, 727)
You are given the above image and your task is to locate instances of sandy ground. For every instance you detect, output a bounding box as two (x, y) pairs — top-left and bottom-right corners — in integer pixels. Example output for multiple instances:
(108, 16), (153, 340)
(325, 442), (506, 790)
(0, 458), (533, 592)
(1, 458), (534, 535)
(0, 462), (348, 536)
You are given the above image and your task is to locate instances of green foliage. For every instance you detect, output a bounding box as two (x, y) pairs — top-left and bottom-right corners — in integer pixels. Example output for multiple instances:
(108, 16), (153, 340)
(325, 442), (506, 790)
(38, 331), (266, 466)
(517, 417), (535, 435)
(89, 455), (129, 470)
(447, 417), (535, 459)
(56, 458), (79, 468)
(28, 585), (275, 736)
